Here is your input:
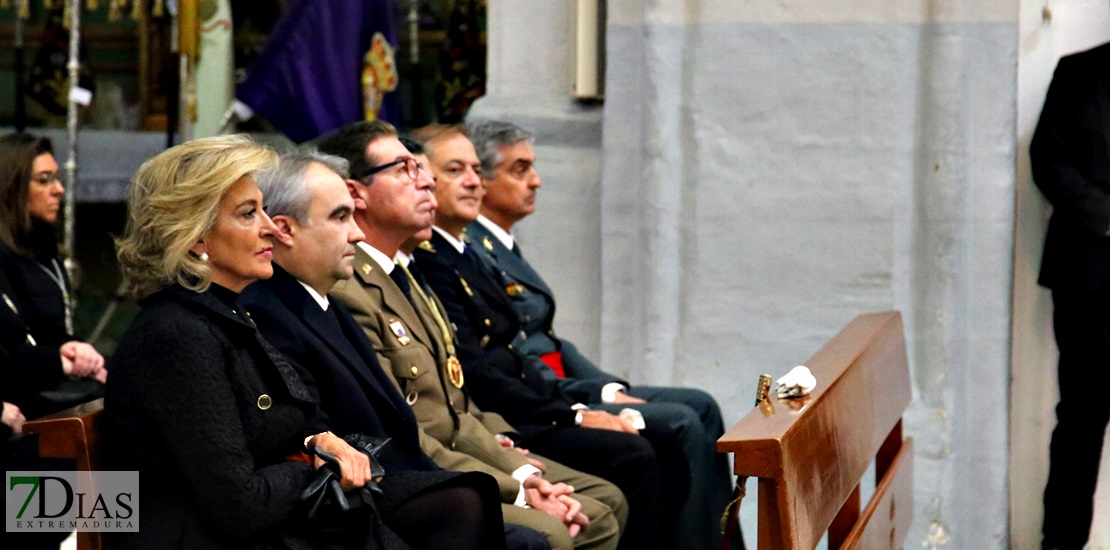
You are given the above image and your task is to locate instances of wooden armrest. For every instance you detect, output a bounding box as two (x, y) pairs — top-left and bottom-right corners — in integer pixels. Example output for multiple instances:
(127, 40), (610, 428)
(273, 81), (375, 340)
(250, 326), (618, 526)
(23, 398), (105, 472)
(718, 312), (912, 550)
(21, 399), (106, 550)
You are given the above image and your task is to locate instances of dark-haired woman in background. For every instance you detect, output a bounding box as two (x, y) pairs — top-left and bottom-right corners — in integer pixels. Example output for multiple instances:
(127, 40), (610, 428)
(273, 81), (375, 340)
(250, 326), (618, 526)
(0, 133), (105, 418)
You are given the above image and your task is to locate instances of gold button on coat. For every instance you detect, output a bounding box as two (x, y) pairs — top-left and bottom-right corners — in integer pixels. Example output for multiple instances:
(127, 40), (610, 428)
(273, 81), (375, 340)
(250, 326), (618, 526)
(257, 394), (272, 410)
(411, 365), (419, 375)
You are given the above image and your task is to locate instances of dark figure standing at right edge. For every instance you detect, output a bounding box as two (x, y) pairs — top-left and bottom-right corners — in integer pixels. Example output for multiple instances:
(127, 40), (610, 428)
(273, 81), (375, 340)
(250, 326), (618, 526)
(1031, 41), (1110, 550)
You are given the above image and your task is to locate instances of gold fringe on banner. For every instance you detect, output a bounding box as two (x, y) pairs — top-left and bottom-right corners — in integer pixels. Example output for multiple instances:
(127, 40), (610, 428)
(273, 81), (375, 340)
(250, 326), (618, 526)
(178, 0), (198, 60)
(152, 0), (163, 17)
(132, 0), (143, 20)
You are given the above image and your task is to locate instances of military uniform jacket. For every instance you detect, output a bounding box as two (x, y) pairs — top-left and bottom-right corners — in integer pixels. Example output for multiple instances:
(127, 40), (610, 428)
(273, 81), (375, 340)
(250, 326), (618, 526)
(465, 220), (626, 403)
(414, 232), (578, 433)
(330, 245), (530, 502)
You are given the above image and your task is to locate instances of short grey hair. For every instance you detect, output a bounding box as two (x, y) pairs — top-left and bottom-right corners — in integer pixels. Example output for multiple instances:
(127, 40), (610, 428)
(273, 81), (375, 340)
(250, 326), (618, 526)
(468, 121), (534, 178)
(257, 150), (349, 224)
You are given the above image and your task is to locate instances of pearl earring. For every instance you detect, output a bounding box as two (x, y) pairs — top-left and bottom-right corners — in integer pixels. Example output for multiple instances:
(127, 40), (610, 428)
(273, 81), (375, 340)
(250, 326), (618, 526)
(199, 252), (209, 262)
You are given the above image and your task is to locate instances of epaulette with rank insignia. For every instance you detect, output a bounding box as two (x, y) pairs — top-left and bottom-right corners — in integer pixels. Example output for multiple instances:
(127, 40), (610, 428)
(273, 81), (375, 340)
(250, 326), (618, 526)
(417, 240), (436, 253)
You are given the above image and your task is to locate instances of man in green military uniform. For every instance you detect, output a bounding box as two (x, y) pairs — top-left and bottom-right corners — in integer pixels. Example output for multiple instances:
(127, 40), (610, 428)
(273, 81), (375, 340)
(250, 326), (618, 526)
(317, 121), (626, 550)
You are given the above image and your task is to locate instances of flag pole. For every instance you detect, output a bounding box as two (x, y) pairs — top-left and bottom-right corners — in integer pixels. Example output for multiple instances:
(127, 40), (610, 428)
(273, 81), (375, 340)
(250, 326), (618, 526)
(407, 0), (423, 125)
(14, 0), (27, 132)
(63, 0), (82, 287)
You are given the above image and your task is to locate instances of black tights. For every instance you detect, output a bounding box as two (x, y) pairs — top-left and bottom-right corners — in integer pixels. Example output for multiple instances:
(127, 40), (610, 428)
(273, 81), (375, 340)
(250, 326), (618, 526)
(384, 478), (506, 550)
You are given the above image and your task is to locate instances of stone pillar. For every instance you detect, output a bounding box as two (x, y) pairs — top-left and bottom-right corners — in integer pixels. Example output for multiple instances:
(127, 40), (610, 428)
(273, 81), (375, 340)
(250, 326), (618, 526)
(468, 0), (606, 362)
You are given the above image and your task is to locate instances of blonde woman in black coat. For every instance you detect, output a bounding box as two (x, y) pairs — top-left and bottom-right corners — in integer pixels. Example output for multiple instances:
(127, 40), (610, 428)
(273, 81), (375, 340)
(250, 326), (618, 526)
(106, 135), (383, 550)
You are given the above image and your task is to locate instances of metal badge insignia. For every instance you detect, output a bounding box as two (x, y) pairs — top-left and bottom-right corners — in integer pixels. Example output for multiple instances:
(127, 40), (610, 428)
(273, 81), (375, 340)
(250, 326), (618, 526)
(505, 283), (525, 296)
(418, 240), (436, 253)
(479, 335), (490, 348)
(389, 319), (411, 345)
(482, 236), (494, 251)
(460, 278), (473, 296)
(361, 263), (373, 275)
(257, 394), (273, 410)
(447, 356), (465, 388)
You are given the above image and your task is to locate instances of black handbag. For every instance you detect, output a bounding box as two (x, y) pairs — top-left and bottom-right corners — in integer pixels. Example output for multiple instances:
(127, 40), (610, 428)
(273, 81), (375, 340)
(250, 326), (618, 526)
(298, 435), (391, 545)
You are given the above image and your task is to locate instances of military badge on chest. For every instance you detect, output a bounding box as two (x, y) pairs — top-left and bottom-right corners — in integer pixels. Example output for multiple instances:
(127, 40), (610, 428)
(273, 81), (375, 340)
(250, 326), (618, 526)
(446, 356), (465, 388)
(388, 319), (411, 346)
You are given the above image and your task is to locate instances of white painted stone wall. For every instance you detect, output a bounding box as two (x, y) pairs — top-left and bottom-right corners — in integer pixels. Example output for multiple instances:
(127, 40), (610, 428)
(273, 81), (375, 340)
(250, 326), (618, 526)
(600, 3), (1015, 547)
(472, 0), (1106, 548)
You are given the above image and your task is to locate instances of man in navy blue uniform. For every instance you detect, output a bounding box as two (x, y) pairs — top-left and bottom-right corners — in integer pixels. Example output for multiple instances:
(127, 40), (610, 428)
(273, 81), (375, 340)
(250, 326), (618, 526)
(464, 120), (735, 549)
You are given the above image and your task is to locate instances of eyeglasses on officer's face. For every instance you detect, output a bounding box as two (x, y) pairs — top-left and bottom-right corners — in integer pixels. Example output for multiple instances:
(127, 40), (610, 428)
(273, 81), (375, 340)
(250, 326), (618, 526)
(353, 157), (422, 183)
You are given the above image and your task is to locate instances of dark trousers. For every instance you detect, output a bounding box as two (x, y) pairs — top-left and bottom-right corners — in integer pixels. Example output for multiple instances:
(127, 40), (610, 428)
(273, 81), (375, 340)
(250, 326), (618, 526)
(1043, 290), (1110, 549)
(520, 426), (690, 550)
(595, 385), (734, 550)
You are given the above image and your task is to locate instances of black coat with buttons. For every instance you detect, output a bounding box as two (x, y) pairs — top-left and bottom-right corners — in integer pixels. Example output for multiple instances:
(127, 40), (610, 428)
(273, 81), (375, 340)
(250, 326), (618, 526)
(104, 283), (350, 550)
(414, 232), (578, 435)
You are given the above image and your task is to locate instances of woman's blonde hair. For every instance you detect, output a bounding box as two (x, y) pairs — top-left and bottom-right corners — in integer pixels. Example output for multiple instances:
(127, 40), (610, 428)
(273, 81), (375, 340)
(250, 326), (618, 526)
(116, 134), (278, 299)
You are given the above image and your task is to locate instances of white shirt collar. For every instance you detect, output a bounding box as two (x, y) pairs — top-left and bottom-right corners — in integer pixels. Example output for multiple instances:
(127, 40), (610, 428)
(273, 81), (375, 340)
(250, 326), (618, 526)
(432, 225), (466, 253)
(394, 251), (414, 267)
(297, 281), (330, 311)
(476, 215), (515, 251)
(357, 241), (396, 274)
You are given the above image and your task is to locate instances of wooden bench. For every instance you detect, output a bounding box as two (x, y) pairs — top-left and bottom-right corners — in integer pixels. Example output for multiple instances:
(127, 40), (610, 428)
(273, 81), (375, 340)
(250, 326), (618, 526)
(23, 398), (106, 550)
(717, 311), (914, 550)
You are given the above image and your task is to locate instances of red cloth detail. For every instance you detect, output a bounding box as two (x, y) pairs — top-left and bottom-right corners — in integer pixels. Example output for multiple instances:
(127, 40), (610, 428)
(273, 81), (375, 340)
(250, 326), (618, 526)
(287, 452), (313, 464)
(540, 351), (566, 378)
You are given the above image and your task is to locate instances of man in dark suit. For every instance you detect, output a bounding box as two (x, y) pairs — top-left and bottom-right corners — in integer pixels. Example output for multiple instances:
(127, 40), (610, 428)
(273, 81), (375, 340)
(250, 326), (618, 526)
(241, 150), (547, 550)
(411, 125), (689, 549)
(466, 120), (736, 549)
(1031, 42), (1110, 550)
(315, 122), (627, 550)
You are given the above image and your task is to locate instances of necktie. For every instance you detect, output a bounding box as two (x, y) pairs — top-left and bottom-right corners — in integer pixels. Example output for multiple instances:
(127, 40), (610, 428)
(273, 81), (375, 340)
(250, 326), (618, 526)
(389, 265), (412, 300)
(407, 259), (430, 292)
(461, 244), (483, 269)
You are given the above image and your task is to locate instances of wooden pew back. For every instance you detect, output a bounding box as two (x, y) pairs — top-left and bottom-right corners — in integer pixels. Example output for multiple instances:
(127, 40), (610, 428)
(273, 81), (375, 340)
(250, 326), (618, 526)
(717, 312), (914, 550)
(22, 398), (106, 550)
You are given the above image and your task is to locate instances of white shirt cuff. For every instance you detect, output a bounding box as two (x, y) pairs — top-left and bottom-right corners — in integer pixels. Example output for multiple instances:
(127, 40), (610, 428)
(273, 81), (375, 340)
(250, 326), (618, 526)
(601, 383), (629, 403)
(511, 465), (543, 507)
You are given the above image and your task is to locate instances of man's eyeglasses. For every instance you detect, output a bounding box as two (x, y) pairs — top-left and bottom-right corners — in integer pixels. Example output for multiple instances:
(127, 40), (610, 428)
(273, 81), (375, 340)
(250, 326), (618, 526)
(354, 158), (421, 182)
